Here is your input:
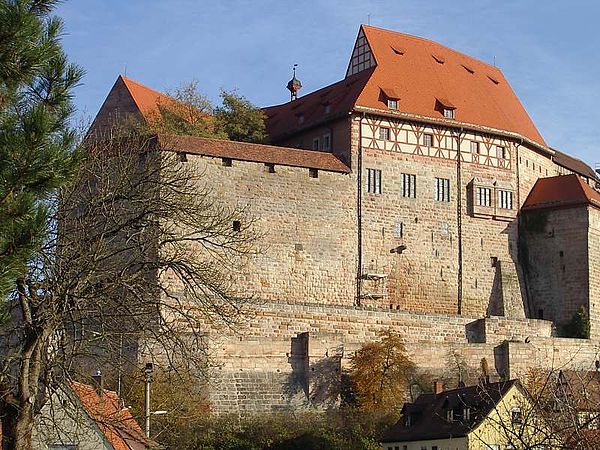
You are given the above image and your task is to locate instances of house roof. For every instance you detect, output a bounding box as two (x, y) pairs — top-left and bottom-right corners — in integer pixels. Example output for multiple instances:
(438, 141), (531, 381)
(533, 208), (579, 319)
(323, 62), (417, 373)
(156, 134), (350, 173)
(381, 380), (518, 443)
(70, 382), (156, 450)
(263, 69), (372, 140)
(264, 25), (547, 150)
(552, 147), (599, 181)
(521, 174), (600, 211)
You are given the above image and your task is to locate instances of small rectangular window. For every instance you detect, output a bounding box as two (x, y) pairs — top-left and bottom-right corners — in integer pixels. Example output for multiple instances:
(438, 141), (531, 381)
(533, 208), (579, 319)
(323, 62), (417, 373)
(498, 190), (513, 209)
(312, 137), (320, 150)
(477, 187), (492, 207)
(264, 163), (275, 173)
(423, 133), (434, 147)
(496, 145), (506, 159)
(402, 173), (416, 198)
(443, 108), (454, 119)
(435, 177), (450, 202)
(222, 157), (232, 167)
(178, 152), (188, 162)
(470, 141), (480, 154)
(388, 99), (398, 110)
(366, 168), (382, 194)
(322, 133), (331, 151)
(309, 168), (318, 178)
(379, 127), (390, 140)
(232, 220), (241, 232)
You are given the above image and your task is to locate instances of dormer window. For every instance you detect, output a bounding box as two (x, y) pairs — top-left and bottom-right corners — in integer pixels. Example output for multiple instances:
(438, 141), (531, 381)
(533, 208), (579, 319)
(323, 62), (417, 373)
(436, 98), (456, 119)
(443, 108), (455, 119)
(380, 87), (400, 110)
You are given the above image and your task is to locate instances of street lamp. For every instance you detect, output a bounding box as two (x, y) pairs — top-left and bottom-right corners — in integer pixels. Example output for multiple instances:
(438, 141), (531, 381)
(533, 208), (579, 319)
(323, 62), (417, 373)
(143, 362), (153, 438)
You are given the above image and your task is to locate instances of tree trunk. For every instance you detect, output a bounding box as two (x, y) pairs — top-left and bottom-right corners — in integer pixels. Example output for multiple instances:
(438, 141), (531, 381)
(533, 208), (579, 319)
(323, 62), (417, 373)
(1, 404), (34, 450)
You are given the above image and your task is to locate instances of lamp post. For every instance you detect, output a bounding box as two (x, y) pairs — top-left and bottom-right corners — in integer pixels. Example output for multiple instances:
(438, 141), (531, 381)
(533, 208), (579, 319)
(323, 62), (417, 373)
(143, 362), (153, 438)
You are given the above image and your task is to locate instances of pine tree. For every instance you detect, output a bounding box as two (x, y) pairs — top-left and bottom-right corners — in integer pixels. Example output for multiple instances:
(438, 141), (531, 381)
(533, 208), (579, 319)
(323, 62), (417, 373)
(0, 1), (83, 448)
(0, 0), (83, 298)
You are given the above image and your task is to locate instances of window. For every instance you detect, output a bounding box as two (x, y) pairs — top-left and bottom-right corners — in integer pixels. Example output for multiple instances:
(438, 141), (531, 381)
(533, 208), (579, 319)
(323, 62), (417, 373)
(222, 157), (232, 167)
(496, 145), (506, 159)
(511, 407), (523, 424)
(264, 163), (275, 173)
(446, 409), (454, 421)
(402, 173), (416, 198)
(443, 108), (454, 119)
(312, 137), (320, 150)
(178, 152), (188, 162)
(232, 220), (241, 232)
(432, 447), (438, 450)
(379, 127), (391, 140)
(423, 133), (434, 147)
(464, 407), (471, 421)
(322, 133), (331, 151)
(366, 168), (382, 194)
(309, 168), (318, 178)
(395, 447), (400, 450)
(470, 141), (480, 154)
(324, 104), (331, 114)
(388, 99), (398, 110)
(435, 178), (450, 202)
(498, 190), (513, 209)
(477, 187), (492, 207)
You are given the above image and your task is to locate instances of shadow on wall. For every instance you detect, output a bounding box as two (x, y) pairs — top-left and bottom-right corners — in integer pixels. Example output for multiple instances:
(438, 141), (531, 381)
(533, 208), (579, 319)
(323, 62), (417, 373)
(284, 333), (342, 408)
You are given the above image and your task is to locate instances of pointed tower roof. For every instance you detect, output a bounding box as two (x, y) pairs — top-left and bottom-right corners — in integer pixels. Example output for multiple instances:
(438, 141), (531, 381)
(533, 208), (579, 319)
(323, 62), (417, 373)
(88, 75), (175, 134)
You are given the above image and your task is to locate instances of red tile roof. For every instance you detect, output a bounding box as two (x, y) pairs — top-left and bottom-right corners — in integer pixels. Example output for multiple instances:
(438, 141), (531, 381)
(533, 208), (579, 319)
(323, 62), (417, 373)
(120, 75), (176, 122)
(522, 174), (600, 211)
(156, 134), (350, 173)
(71, 382), (156, 450)
(264, 70), (372, 141)
(265, 25), (547, 150)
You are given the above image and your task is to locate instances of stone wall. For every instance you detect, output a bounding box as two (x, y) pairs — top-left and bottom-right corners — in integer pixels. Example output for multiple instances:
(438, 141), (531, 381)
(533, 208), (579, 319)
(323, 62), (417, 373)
(521, 206), (590, 332)
(203, 301), (580, 414)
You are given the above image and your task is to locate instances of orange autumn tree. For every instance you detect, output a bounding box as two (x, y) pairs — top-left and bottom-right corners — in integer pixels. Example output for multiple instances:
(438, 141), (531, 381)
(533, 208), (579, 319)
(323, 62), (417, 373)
(349, 331), (417, 413)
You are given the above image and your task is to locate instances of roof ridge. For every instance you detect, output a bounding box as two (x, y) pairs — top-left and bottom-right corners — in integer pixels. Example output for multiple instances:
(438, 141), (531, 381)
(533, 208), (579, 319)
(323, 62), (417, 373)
(360, 24), (502, 74)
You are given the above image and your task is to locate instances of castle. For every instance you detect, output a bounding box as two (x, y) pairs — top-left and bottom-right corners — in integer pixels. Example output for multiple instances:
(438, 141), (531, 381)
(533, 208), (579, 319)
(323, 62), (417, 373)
(90, 25), (600, 413)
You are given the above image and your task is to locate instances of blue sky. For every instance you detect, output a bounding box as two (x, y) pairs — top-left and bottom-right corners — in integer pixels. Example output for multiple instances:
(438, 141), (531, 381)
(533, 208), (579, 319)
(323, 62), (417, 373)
(57, 1), (599, 168)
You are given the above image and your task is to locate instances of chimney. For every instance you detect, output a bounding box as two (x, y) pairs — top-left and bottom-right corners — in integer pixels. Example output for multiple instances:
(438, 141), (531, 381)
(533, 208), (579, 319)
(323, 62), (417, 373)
(433, 380), (444, 395)
(92, 370), (104, 396)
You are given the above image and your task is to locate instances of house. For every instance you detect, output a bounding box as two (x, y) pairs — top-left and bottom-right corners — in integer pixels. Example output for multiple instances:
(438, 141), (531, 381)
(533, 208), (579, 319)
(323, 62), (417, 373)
(381, 380), (560, 450)
(32, 377), (157, 450)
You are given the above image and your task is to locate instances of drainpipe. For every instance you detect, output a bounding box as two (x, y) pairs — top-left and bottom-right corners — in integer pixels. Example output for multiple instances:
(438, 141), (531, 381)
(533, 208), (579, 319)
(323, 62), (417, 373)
(356, 112), (365, 307)
(456, 127), (465, 314)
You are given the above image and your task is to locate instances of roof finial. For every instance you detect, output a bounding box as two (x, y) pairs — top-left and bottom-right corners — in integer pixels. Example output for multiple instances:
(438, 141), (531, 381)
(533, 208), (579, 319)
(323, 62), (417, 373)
(368, 13), (371, 25)
(286, 64), (302, 101)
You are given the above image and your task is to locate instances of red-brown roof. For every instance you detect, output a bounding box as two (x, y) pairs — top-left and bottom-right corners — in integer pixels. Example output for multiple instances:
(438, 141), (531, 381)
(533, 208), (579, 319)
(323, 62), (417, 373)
(71, 382), (155, 450)
(264, 70), (372, 140)
(120, 75), (175, 122)
(552, 147), (599, 181)
(156, 134), (350, 173)
(265, 25), (547, 149)
(522, 174), (600, 211)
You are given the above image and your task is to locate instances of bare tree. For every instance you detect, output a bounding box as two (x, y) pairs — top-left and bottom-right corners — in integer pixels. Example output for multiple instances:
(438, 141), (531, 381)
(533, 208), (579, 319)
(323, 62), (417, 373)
(0, 129), (258, 449)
